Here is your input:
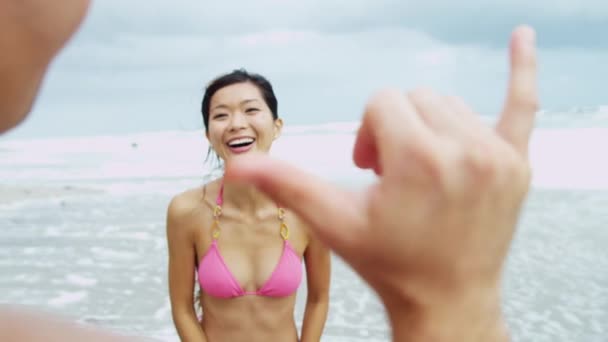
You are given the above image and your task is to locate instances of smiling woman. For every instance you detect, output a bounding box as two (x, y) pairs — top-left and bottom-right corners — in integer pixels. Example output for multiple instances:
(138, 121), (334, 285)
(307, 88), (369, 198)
(166, 69), (331, 342)
(203, 70), (283, 161)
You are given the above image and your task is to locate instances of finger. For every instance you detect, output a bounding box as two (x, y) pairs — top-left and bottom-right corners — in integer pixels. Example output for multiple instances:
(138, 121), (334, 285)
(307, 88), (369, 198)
(353, 121), (381, 175)
(353, 88), (437, 181)
(496, 25), (539, 157)
(408, 88), (464, 137)
(224, 154), (365, 251)
(444, 95), (476, 121)
(444, 95), (491, 134)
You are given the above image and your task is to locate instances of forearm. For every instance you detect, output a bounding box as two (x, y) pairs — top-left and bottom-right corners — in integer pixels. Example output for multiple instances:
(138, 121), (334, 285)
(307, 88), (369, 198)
(389, 308), (509, 342)
(173, 311), (208, 342)
(0, 306), (141, 341)
(300, 299), (329, 342)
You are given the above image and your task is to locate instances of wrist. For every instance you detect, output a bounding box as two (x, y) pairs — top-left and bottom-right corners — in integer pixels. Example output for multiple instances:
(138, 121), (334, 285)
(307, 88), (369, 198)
(382, 281), (509, 342)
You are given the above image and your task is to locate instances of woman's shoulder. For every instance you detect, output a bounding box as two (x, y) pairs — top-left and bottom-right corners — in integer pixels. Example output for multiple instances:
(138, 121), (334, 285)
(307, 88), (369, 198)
(167, 180), (221, 223)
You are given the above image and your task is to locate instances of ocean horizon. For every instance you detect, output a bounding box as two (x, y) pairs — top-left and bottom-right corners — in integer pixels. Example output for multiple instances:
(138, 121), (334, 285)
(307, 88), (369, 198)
(2, 106), (608, 191)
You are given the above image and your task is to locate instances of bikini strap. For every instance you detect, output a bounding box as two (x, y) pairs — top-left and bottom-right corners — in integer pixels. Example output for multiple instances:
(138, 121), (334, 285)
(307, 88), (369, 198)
(210, 182), (223, 240)
(215, 179), (289, 240)
(278, 207), (289, 240)
(216, 181), (224, 206)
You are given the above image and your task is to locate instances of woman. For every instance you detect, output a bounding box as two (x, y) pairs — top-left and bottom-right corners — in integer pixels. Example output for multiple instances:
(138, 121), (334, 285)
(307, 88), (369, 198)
(167, 69), (331, 342)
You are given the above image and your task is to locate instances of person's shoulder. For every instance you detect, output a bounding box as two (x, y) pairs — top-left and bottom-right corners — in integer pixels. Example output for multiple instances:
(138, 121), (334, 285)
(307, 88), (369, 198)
(167, 179), (221, 224)
(166, 187), (204, 231)
(167, 188), (200, 217)
(165, 187), (205, 241)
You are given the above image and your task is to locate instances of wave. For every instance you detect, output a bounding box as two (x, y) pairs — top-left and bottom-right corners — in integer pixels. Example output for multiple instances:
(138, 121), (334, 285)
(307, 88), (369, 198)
(1, 121), (606, 190)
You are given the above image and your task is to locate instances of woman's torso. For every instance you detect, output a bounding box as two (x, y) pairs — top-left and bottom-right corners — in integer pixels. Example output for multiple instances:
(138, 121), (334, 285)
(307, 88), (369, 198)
(189, 179), (309, 341)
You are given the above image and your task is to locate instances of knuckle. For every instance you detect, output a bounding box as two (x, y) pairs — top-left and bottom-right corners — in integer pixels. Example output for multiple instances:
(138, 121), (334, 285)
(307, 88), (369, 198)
(445, 95), (465, 106)
(461, 142), (497, 179)
(408, 87), (435, 102)
(393, 137), (445, 182)
(504, 153), (531, 183)
(420, 148), (446, 180)
(365, 87), (403, 113)
(444, 94), (459, 101)
(421, 140), (453, 183)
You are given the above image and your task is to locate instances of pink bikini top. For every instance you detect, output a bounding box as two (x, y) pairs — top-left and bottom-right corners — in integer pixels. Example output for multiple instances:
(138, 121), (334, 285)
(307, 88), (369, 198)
(197, 182), (303, 299)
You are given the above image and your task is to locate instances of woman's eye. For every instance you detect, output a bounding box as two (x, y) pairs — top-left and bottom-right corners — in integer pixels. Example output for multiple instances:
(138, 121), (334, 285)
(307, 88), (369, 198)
(213, 113), (227, 119)
(245, 108), (259, 114)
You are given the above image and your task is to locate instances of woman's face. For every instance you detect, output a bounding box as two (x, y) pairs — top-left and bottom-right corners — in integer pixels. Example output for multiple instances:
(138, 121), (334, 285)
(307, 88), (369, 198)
(206, 82), (282, 162)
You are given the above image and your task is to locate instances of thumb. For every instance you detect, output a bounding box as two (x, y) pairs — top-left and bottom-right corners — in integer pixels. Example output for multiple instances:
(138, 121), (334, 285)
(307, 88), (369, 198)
(224, 155), (365, 250)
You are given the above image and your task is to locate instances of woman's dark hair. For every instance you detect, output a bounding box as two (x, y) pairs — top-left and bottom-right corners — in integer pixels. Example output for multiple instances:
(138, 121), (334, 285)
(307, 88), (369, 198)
(201, 69), (279, 132)
(200, 69), (279, 167)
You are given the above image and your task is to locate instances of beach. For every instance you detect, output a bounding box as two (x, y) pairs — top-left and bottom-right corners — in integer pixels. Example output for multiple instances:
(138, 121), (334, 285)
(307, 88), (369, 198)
(1, 119), (607, 341)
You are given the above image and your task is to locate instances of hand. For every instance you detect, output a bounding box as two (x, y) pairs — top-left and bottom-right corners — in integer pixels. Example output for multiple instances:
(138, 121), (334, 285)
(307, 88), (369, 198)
(225, 25), (538, 341)
(0, 0), (90, 133)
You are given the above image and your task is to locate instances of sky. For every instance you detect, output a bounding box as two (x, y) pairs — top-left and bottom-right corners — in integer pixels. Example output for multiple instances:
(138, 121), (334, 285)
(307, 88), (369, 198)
(5, 0), (608, 138)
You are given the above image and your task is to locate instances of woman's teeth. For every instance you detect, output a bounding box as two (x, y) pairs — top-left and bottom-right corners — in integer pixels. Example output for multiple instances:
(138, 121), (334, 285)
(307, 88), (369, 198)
(227, 138), (254, 148)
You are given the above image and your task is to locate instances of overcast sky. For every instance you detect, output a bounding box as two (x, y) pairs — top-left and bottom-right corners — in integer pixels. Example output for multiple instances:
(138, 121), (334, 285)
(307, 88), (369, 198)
(6, 0), (608, 138)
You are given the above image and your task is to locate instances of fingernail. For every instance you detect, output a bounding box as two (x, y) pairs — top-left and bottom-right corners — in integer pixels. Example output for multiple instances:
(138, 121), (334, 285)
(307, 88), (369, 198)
(526, 29), (536, 45)
(520, 25), (536, 45)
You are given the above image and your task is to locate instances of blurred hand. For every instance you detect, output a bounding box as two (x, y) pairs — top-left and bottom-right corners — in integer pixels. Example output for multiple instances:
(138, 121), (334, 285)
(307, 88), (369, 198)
(0, 0), (90, 133)
(226, 25), (538, 341)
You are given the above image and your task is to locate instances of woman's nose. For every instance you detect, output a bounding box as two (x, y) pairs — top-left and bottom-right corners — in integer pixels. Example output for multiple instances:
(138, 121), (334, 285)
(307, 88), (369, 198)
(228, 112), (247, 131)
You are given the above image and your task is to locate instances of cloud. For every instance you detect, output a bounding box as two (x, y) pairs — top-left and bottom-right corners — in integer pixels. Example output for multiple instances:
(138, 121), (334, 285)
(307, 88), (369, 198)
(74, 0), (608, 48)
(4, 0), (606, 138)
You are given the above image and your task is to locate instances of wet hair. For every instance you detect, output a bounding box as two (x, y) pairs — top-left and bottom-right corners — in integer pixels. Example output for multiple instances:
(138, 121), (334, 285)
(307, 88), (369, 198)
(200, 69), (279, 174)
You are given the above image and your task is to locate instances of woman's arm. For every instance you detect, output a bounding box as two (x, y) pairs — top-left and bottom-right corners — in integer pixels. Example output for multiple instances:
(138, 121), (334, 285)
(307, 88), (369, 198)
(300, 235), (331, 342)
(166, 194), (208, 342)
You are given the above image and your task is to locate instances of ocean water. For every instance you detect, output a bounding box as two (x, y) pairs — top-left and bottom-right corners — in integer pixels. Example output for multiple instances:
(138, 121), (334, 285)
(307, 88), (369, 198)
(1, 108), (607, 341)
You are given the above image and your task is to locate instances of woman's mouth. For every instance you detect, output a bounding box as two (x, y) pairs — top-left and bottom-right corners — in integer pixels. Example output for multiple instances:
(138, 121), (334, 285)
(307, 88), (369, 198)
(226, 137), (255, 153)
